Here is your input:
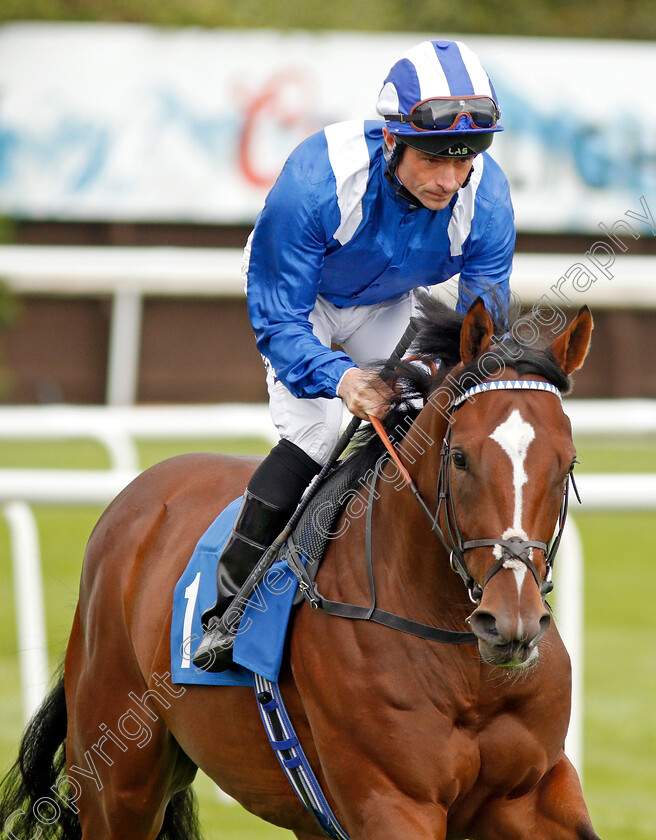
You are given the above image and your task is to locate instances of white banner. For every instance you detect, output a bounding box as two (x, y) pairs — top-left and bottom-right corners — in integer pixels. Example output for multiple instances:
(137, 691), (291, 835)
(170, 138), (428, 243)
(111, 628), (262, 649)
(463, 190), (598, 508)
(0, 23), (654, 232)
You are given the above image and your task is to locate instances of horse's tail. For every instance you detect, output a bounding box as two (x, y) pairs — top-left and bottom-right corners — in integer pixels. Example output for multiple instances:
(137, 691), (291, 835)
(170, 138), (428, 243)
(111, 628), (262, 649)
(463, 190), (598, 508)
(0, 665), (203, 840)
(158, 787), (204, 840)
(0, 666), (81, 840)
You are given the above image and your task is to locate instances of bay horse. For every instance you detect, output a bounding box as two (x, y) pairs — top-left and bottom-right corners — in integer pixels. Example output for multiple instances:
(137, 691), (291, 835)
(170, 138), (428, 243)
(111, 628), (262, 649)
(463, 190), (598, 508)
(0, 298), (601, 840)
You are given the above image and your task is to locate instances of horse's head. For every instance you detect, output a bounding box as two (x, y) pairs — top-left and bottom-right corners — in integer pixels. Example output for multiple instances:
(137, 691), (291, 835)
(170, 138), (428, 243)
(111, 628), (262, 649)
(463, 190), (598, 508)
(430, 299), (593, 668)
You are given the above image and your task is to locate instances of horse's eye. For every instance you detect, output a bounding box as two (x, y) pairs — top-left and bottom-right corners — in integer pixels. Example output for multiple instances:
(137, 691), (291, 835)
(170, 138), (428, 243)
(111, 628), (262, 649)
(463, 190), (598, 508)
(451, 450), (468, 470)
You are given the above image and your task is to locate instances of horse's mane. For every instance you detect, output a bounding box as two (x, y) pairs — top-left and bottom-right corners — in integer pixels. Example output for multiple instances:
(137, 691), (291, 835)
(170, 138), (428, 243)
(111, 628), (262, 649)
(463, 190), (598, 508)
(345, 291), (573, 478)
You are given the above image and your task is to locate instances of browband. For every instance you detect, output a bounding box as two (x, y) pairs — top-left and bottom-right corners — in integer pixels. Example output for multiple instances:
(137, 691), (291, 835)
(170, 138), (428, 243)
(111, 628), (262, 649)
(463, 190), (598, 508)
(452, 379), (562, 410)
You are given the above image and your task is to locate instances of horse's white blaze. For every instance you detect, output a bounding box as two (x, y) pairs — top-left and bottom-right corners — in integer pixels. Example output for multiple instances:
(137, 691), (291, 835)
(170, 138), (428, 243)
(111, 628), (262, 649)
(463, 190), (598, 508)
(501, 556), (528, 637)
(490, 410), (536, 605)
(490, 409), (535, 530)
(502, 557), (528, 587)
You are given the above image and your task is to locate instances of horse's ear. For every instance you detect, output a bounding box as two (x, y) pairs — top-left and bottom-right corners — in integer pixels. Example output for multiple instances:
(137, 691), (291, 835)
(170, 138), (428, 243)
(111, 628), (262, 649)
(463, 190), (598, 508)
(549, 305), (594, 375)
(460, 297), (494, 364)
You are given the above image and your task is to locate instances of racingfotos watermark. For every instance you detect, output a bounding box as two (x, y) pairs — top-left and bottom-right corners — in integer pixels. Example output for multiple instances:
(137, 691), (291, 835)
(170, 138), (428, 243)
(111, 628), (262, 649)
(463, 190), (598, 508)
(185, 195), (654, 651)
(2, 672), (186, 837)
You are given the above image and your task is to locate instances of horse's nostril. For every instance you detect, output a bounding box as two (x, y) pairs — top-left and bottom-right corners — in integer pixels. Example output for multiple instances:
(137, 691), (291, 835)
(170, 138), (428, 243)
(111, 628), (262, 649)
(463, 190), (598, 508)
(538, 612), (551, 638)
(470, 611), (502, 644)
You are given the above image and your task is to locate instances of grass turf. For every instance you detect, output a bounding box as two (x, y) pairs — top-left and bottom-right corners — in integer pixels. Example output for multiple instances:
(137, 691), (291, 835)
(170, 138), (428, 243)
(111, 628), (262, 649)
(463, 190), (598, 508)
(0, 435), (654, 838)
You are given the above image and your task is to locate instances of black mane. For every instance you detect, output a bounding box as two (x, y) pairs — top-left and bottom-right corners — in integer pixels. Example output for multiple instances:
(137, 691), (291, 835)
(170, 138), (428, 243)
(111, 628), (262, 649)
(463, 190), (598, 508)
(345, 292), (573, 478)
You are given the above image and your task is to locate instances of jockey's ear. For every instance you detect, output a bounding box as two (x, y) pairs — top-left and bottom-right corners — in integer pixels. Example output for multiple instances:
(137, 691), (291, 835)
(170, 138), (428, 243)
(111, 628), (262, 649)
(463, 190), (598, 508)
(550, 305), (593, 375)
(460, 297), (494, 364)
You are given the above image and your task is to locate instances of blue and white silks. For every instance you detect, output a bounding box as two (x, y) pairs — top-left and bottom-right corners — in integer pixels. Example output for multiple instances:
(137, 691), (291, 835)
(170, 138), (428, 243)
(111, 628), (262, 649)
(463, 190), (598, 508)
(244, 119), (515, 402)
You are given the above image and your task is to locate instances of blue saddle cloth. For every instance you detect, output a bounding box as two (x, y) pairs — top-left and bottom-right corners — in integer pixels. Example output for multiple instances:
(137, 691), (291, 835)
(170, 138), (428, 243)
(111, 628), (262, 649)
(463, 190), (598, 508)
(170, 460), (358, 687)
(170, 496), (300, 686)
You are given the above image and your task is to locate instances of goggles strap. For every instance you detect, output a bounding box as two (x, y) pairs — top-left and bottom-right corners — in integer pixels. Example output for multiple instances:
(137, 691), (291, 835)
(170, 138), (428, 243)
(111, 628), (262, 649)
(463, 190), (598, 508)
(461, 162), (475, 189)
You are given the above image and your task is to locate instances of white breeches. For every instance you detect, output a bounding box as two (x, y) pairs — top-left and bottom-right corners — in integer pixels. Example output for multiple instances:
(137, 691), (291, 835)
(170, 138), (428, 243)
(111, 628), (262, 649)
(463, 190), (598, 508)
(264, 291), (416, 464)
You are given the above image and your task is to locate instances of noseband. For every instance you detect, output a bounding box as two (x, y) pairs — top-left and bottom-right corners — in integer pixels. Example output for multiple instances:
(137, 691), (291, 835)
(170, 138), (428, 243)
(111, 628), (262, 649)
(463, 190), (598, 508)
(375, 379), (578, 606)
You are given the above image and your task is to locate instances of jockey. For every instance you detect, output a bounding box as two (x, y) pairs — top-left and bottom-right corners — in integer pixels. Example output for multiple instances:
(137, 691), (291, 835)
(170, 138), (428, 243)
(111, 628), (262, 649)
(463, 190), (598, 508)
(193, 38), (515, 671)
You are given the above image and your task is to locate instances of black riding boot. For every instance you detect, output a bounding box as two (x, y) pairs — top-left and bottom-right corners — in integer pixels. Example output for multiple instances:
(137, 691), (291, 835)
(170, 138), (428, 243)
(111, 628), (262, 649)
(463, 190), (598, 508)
(192, 439), (321, 672)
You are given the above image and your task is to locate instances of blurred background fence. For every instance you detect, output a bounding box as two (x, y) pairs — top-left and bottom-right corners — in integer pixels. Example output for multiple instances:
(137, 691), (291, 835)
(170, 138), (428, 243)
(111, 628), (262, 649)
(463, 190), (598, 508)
(1, 25), (656, 405)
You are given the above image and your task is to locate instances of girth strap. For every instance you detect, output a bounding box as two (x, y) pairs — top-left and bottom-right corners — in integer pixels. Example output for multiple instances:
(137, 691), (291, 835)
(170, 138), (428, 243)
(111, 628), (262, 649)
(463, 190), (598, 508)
(254, 675), (351, 840)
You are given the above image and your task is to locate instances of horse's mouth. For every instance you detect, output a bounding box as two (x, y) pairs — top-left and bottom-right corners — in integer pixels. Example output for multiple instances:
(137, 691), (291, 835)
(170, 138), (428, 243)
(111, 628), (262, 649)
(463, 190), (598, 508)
(478, 640), (540, 669)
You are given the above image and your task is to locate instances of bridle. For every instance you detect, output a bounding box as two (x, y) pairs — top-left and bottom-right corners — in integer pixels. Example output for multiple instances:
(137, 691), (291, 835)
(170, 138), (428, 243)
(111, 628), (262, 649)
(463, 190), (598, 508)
(372, 379), (579, 606)
(290, 378), (579, 647)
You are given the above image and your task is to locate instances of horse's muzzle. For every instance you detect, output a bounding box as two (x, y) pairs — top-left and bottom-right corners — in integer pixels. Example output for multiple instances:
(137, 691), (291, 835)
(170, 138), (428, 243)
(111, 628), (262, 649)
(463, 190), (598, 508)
(468, 607), (551, 668)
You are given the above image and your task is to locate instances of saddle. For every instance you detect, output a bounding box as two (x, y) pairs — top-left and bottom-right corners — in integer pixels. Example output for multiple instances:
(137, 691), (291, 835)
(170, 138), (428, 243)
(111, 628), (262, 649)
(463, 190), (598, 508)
(280, 456), (361, 606)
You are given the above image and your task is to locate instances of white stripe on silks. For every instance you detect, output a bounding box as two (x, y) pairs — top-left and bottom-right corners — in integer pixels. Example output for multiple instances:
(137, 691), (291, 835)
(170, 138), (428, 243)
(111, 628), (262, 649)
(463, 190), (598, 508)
(324, 121), (370, 246)
(447, 155), (485, 257)
(454, 41), (494, 98)
(376, 80), (400, 117)
(406, 40), (450, 99)
(241, 229), (254, 294)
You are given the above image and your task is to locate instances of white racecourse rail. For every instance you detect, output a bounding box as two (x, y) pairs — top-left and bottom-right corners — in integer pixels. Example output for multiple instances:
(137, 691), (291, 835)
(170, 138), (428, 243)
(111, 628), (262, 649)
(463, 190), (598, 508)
(1, 246), (655, 404)
(3, 402), (656, 779)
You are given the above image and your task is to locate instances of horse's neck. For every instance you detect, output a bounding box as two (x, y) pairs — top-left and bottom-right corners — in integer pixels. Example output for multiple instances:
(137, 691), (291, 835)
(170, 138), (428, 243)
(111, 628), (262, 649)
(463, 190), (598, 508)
(367, 407), (470, 629)
(396, 399), (449, 502)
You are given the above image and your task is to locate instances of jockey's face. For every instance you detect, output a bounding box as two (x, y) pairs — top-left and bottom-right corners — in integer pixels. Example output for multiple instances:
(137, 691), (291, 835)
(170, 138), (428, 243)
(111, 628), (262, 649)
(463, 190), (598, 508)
(383, 128), (475, 211)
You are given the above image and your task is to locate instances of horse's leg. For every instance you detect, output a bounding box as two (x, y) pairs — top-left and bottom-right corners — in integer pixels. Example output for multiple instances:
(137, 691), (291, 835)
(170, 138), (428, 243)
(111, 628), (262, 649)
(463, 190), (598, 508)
(477, 754), (601, 840)
(65, 612), (197, 839)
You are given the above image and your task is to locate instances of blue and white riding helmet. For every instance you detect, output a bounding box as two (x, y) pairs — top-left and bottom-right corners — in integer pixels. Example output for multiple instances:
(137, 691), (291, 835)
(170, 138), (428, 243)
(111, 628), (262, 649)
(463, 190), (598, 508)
(377, 39), (503, 157)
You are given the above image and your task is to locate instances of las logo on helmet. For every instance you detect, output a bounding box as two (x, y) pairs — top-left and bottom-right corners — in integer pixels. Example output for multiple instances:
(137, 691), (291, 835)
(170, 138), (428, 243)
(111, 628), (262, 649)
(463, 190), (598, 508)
(447, 144), (473, 156)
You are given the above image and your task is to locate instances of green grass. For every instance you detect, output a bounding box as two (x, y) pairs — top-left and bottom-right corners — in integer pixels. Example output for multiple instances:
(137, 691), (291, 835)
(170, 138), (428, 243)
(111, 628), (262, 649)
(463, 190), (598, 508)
(0, 435), (655, 838)
(575, 435), (656, 473)
(1, 0), (656, 41)
(0, 436), (272, 471)
(573, 511), (656, 838)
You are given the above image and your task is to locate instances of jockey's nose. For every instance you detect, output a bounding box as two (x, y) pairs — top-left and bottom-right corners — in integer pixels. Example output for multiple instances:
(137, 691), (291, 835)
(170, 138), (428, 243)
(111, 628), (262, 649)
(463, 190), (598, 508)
(434, 160), (460, 192)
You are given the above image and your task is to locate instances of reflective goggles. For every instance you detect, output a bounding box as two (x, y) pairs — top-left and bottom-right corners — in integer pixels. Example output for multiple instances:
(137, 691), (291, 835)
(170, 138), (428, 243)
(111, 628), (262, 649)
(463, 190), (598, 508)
(385, 95), (500, 132)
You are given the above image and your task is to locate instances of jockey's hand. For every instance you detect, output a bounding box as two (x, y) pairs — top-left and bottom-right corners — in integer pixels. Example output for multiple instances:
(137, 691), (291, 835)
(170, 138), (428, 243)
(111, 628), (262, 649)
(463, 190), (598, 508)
(337, 368), (394, 421)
